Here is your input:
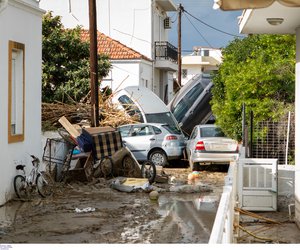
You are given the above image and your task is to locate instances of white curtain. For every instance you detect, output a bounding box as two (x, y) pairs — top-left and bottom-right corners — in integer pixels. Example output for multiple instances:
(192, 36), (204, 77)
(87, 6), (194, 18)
(214, 0), (300, 10)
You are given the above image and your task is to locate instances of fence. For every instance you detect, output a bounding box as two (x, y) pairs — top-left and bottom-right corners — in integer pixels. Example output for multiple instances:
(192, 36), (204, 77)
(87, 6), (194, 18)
(248, 112), (295, 165)
(209, 161), (238, 243)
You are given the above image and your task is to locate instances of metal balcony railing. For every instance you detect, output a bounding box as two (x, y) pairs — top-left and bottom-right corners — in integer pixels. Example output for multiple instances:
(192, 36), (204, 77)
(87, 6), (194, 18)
(155, 41), (178, 63)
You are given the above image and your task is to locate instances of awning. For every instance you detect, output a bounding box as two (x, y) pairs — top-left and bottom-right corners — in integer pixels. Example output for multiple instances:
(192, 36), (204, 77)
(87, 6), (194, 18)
(213, 0), (300, 10)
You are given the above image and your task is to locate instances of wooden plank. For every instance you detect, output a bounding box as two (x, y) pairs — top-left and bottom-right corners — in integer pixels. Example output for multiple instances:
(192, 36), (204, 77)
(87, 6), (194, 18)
(58, 116), (80, 138)
(84, 126), (115, 135)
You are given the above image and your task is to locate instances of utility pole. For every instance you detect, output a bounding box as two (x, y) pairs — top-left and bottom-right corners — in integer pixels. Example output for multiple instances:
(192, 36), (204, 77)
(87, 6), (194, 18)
(177, 4), (183, 87)
(88, 0), (99, 127)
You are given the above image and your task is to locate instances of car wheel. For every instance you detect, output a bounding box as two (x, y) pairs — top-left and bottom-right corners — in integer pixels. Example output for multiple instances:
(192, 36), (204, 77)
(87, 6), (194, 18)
(149, 150), (167, 167)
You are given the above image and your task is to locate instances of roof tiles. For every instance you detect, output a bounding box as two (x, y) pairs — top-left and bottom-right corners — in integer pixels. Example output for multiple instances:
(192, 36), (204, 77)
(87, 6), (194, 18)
(80, 30), (151, 62)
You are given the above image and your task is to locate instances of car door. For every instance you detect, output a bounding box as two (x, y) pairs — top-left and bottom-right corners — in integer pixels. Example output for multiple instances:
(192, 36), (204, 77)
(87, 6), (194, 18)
(122, 124), (156, 161)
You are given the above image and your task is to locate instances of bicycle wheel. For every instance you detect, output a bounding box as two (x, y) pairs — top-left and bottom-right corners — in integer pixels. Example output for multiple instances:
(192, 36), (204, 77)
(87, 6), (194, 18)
(122, 155), (135, 177)
(141, 161), (156, 184)
(100, 157), (113, 178)
(36, 172), (54, 197)
(93, 161), (102, 178)
(13, 175), (28, 200)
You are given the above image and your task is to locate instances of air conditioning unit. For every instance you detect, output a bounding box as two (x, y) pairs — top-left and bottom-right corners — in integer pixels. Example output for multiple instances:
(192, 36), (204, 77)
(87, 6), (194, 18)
(164, 17), (171, 29)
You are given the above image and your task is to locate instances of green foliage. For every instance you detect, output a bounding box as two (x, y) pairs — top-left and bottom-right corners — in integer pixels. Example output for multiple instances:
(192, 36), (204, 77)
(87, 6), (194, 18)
(42, 12), (111, 103)
(211, 34), (295, 141)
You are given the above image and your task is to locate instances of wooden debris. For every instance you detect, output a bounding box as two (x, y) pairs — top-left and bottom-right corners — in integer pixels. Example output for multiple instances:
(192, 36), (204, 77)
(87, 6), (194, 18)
(42, 96), (140, 129)
(58, 116), (81, 138)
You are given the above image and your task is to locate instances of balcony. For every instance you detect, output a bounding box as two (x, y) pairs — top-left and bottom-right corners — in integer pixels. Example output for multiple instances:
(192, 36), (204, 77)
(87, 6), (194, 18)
(154, 41), (178, 71)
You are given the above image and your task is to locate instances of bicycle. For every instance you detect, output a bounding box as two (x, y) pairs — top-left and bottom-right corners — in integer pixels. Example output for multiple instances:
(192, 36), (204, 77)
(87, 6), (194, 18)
(14, 155), (54, 200)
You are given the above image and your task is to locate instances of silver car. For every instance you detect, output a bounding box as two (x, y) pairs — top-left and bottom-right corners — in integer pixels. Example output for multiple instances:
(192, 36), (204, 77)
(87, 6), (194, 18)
(117, 123), (186, 167)
(186, 124), (239, 170)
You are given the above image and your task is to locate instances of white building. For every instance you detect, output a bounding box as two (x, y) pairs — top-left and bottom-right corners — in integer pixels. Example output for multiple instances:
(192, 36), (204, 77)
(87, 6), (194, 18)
(39, 0), (178, 104)
(237, 0), (300, 230)
(181, 47), (222, 85)
(0, 0), (44, 206)
(215, 0), (300, 230)
(81, 30), (153, 93)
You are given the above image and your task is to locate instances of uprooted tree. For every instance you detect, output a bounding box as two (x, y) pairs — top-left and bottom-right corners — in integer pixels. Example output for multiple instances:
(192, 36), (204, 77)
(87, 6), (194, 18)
(42, 12), (111, 104)
(211, 34), (295, 141)
(41, 12), (140, 130)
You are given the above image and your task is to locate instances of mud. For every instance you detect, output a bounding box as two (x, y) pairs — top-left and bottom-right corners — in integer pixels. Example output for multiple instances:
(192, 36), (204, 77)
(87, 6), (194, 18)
(0, 167), (226, 244)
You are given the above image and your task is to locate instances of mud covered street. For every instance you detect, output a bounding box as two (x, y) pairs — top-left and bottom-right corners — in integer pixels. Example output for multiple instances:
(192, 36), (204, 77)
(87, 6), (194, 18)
(0, 167), (227, 244)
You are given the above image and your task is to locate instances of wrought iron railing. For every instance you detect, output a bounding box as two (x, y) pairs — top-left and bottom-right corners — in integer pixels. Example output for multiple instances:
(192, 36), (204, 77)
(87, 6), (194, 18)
(154, 41), (178, 63)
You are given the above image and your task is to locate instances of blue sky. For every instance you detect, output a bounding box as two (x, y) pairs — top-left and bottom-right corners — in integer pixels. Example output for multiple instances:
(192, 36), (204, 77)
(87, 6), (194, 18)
(169, 0), (243, 53)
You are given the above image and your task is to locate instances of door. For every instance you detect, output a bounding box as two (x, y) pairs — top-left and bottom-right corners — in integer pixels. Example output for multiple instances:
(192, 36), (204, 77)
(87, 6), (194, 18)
(122, 124), (156, 161)
(238, 158), (278, 211)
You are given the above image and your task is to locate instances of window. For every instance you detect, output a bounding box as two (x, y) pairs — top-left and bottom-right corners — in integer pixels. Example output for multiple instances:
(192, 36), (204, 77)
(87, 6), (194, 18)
(118, 125), (131, 138)
(152, 126), (162, 135)
(118, 95), (144, 122)
(8, 41), (25, 143)
(131, 125), (153, 137)
(145, 112), (181, 134)
(189, 127), (198, 140)
(185, 83), (204, 106)
(161, 124), (181, 135)
(200, 127), (225, 138)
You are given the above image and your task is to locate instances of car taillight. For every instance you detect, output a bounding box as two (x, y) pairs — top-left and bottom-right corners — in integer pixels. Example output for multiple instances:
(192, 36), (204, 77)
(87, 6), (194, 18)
(166, 135), (177, 140)
(195, 141), (205, 151)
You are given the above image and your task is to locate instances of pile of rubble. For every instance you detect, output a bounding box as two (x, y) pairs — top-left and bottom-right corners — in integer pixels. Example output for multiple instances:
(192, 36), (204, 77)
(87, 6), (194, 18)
(42, 96), (140, 129)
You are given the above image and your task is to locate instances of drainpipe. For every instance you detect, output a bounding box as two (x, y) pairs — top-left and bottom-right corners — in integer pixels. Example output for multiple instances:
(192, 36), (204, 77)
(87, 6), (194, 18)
(151, 0), (155, 92)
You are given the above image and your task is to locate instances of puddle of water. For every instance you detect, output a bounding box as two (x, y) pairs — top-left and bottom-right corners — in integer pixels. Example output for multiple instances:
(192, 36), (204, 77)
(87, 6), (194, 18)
(122, 191), (220, 243)
(155, 192), (219, 243)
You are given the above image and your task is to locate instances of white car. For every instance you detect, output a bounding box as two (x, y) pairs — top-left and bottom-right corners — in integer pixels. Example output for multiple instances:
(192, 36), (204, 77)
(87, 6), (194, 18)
(111, 86), (182, 135)
(186, 124), (239, 170)
(117, 123), (186, 167)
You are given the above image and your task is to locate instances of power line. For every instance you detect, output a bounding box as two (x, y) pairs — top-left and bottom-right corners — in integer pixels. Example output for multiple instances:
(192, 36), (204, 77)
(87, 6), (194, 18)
(183, 12), (214, 48)
(183, 9), (244, 38)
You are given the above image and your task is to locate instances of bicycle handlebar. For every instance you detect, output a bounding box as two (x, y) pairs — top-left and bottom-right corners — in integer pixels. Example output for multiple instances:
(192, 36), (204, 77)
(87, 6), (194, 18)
(30, 155), (40, 165)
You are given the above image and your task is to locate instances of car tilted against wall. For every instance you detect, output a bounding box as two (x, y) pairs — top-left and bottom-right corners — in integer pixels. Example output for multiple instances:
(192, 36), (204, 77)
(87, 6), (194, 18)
(111, 86), (182, 135)
(168, 73), (214, 136)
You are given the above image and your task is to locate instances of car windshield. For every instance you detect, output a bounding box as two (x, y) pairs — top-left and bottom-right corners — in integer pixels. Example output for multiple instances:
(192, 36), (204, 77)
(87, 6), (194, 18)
(118, 95), (144, 122)
(172, 82), (204, 121)
(200, 127), (226, 138)
(145, 112), (181, 134)
(161, 124), (181, 135)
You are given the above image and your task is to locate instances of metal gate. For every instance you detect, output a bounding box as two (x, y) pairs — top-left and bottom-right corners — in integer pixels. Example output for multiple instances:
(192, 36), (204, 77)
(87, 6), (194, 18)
(238, 158), (278, 211)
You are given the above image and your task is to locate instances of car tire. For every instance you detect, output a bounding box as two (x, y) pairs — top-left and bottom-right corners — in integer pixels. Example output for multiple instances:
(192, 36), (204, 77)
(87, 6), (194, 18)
(149, 150), (167, 167)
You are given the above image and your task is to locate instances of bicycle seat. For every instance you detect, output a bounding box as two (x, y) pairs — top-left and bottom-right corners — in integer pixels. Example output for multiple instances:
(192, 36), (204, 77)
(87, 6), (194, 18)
(16, 164), (25, 170)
